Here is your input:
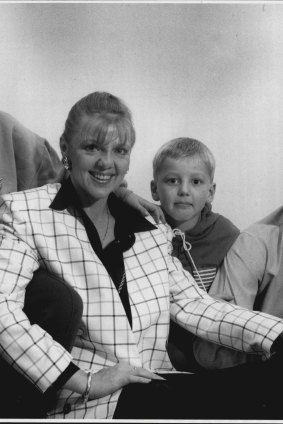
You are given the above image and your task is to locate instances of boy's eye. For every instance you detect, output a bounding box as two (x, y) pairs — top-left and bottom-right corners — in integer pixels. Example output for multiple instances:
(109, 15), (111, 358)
(166, 178), (179, 185)
(192, 179), (202, 185)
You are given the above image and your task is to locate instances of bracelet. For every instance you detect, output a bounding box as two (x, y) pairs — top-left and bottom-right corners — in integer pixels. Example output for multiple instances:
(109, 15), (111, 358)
(82, 369), (94, 404)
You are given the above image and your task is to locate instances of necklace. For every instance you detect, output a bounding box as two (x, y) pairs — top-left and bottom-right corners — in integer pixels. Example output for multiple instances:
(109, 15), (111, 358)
(118, 272), (126, 293)
(101, 207), (110, 243)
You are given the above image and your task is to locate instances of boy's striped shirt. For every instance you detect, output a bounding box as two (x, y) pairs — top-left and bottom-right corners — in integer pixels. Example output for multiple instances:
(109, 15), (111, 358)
(192, 267), (217, 292)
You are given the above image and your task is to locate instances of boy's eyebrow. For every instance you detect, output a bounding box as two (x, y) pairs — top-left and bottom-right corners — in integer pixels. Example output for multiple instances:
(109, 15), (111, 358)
(162, 172), (180, 176)
(82, 138), (97, 143)
(163, 170), (207, 175)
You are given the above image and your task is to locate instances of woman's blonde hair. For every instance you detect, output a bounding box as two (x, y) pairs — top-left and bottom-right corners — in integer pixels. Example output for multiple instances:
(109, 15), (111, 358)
(61, 91), (135, 148)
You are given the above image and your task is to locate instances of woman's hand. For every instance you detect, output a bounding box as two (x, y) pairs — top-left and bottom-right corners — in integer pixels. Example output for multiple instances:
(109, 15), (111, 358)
(89, 363), (165, 400)
(63, 363), (165, 401)
(116, 187), (166, 224)
(132, 194), (166, 224)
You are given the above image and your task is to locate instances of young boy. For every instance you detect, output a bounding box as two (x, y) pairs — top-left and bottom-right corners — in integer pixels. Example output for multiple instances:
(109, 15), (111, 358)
(150, 137), (240, 371)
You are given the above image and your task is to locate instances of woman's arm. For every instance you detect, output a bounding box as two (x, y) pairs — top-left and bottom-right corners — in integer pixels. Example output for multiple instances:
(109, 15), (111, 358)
(0, 201), (72, 393)
(192, 229), (269, 369)
(162, 223), (283, 359)
(63, 363), (164, 401)
(115, 185), (166, 224)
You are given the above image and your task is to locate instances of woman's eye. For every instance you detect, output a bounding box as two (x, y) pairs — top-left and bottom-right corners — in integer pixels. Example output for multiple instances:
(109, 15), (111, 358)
(85, 144), (99, 152)
(116, 147), (128, 155)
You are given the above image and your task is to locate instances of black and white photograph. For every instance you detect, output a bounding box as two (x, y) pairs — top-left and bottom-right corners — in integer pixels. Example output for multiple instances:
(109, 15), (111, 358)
(1, 1), (283, 421)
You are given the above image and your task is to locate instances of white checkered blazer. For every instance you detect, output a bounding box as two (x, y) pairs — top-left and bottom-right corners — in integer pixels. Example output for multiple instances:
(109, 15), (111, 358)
(1, 183), (283, 419)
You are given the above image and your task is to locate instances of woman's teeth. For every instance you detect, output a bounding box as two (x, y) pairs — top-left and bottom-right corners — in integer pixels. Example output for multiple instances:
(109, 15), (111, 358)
(93, 173), (111, 183)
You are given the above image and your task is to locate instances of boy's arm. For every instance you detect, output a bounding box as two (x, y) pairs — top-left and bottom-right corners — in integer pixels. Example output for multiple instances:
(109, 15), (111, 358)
(115, 185), (166, 224)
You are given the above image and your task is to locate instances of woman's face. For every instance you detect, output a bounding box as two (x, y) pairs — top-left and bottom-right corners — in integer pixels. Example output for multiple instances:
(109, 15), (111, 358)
(61, 114), (132, 206)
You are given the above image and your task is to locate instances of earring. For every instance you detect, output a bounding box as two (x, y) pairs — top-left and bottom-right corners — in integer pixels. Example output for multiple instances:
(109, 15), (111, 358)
(62, 156), (72, 171)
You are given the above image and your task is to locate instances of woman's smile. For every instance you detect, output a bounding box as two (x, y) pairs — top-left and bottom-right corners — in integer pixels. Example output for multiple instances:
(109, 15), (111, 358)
(89, 171), (113, 184)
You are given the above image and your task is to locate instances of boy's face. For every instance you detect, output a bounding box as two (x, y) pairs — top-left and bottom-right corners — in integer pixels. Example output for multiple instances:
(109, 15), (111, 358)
(151, 156), (215, 231)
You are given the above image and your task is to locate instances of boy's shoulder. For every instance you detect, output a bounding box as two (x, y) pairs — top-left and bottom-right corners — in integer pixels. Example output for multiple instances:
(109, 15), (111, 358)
(211, 212), (240, 236)
(202, 211), (239, 251)
(189, 209), (239, 241)
(178, 210), (240, 269)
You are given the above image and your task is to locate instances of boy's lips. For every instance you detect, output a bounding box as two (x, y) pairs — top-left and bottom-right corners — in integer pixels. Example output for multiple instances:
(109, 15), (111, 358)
(174, 202), (193, 207)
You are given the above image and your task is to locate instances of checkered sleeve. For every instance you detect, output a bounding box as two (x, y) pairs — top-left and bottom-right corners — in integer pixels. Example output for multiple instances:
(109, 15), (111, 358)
(166, 225), (283, 359)
(0, 199), (72, 393)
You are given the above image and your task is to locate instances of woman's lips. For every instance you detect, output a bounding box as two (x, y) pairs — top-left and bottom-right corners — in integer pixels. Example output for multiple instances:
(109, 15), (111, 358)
(90, 172), (112, 183)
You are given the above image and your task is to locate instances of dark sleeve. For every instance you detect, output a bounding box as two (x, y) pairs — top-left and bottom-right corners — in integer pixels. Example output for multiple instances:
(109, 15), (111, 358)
(271, 332), (283, 355)
(50, 362), (80, 390)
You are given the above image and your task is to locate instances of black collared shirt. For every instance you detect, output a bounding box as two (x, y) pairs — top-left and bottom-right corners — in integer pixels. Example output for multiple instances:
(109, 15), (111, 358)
(48, 178), (156, 392)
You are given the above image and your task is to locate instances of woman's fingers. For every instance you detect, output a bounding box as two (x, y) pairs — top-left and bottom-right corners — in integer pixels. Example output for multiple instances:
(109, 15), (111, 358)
(89, 363), (166, 400)
(151, 207), (166, 224)
(130, 375), (153, 384)
(139, 204), (166, 225)
(119, 189), (167, 224)
(131, 366), (166, 381)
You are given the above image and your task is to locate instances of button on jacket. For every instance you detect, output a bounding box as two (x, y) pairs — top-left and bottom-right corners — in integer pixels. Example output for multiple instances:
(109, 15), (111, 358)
(0, 183), (283, 419)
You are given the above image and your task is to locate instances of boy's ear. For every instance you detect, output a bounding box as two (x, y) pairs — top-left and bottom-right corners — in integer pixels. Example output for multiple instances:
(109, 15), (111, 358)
(150, 180), (160, 202)
(207, 182), (216, 204)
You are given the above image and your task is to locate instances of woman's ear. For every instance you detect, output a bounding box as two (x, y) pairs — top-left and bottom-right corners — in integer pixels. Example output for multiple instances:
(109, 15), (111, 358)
(60, 136), (68, 156)
(207, 182), (216, 204)
(150, 180), (160, 202)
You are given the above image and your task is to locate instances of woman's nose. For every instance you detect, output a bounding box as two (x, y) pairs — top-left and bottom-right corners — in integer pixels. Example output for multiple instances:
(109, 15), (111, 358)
(96, 151), (113, 168)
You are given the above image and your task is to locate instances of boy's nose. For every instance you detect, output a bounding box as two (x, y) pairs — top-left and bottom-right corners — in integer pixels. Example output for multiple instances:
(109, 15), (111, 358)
(178, 182), (190, 196)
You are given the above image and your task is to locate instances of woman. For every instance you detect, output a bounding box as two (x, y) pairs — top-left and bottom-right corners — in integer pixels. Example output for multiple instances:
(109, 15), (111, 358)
(1, 91), (283, 419)
(0, 105), (164, 419)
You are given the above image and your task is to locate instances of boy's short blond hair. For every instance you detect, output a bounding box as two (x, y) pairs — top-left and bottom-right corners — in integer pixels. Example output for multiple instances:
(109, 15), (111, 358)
(153, 137), (215, 182)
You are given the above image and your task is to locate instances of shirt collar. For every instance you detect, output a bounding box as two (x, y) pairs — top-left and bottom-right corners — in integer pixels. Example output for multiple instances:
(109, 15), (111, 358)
(50, 177), (157, 234)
